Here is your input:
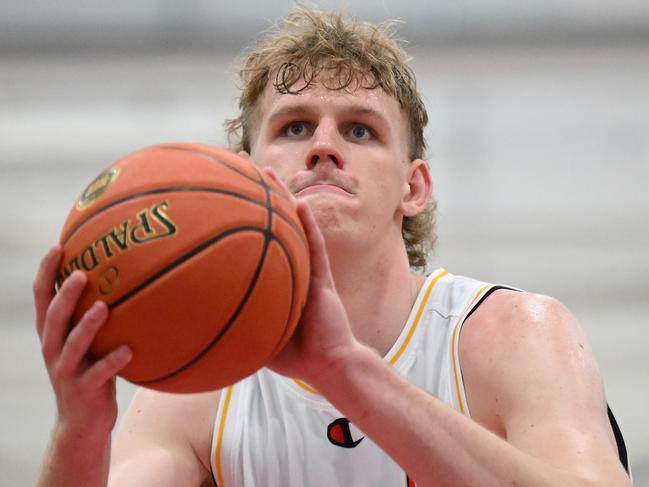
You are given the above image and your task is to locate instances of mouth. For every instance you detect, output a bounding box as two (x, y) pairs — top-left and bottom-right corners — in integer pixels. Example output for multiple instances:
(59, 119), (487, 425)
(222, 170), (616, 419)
(295, 183), (353, 197)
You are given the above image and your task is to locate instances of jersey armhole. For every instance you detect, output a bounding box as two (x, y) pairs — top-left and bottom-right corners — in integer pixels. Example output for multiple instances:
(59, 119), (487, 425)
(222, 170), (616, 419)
(464, 285), (520, 322)
(608, 405), (632, 477)
(451, 285), (519, 416)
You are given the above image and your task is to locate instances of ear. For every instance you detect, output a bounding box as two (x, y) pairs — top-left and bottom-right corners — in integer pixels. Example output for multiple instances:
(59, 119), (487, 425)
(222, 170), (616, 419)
(400, 159), (433, 217)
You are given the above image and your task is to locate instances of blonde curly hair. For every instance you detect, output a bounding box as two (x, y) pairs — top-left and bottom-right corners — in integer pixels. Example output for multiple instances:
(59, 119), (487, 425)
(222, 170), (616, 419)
(226, 7), (436, 269)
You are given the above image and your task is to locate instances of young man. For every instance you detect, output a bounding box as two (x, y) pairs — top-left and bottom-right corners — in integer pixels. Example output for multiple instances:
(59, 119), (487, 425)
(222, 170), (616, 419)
(34, 8), (631, 487)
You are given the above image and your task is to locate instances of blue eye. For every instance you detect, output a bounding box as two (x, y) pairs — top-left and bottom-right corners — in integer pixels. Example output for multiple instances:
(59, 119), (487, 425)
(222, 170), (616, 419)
(286, 122), (306, 137)
(350, 125), (370, 140)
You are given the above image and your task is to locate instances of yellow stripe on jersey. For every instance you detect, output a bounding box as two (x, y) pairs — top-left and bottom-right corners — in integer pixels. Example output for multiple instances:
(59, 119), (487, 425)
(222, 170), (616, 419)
(450, 285), (491, 415)
(388, 270), (448, 366)
(294, 378), (319, 394)
(293, 269), (448, 394)
(214, 385), (234, 487)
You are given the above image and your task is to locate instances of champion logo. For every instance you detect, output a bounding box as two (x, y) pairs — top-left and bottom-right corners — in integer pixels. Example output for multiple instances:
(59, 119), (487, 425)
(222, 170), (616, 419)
(326, 418), (364, 448)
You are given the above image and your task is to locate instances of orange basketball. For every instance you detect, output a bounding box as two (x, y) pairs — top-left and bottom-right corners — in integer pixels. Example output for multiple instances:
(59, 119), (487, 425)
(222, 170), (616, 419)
(57, 143), (310, 393)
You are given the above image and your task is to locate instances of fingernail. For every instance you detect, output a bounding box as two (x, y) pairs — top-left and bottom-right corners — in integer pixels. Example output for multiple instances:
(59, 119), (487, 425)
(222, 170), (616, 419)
(49, 244), (62, 256)
(89, 301), (106, 318)
(71, 270), (87, 282)
(119, 346), (133, 363)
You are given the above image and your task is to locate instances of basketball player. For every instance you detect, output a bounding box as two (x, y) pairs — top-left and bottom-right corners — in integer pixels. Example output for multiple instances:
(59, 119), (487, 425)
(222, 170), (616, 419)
(33, 8), (632, 487)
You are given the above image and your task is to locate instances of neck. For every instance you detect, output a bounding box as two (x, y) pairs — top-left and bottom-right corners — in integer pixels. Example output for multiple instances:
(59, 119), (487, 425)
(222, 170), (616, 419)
(327, 239), (426, 357)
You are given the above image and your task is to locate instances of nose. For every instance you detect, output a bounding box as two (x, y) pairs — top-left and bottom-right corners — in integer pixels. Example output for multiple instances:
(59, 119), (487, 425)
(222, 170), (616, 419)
(305, 119), (344, 170)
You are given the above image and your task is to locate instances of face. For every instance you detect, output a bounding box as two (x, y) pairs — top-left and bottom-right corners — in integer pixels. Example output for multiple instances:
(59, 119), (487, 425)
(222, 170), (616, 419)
(247, 80), (426, 254)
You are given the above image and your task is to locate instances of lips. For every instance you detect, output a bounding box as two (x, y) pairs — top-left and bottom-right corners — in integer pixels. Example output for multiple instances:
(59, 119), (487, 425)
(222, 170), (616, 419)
(296, 183), (352, 196)
(291, 174), (356, 196)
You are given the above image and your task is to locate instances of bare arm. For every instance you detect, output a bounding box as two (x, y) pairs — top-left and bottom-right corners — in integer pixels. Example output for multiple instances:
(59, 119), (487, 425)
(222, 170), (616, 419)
(460, 291), (626, 485)
(34, 246), (131, 487)
(269, 196), (631, 487)
(33, 246), (214, 487)
(310, 294), (630, 487)
(109, 388), (218, 487)
(36, 423), (113, 487)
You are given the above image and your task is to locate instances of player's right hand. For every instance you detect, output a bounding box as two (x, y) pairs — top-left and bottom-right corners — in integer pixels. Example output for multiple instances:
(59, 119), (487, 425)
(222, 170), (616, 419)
(33, 244), (132, 437)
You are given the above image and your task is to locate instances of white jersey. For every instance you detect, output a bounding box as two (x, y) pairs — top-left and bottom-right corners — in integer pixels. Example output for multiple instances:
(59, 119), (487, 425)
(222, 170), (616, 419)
(210, 269), (499, 486)
(209, 269), (630, 485)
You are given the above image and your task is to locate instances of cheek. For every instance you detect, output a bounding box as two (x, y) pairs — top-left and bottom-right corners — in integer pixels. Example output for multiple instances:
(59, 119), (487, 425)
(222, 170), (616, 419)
(373, 163), (406, 200)
(252, 143), (303, 176)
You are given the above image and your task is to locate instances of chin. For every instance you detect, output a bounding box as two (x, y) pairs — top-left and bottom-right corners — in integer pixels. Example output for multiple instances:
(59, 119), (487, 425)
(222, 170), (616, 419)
(308, 201), (343, 228)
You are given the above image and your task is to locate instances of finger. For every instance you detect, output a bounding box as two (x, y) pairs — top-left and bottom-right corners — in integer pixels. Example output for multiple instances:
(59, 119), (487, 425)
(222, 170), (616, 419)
(41, 271), (87, 363)
(57, 301), (108, 377)
(262, 167), (295, 202)
(82, 345), (132, 390)
(262, 166), (282, 186)
(296, 201), (333, 285)
(33, 244), (63, 338)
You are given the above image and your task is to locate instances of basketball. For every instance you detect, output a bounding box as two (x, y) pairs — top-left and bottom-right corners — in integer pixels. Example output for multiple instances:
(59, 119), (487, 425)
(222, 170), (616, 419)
(57, 143), (310, 393)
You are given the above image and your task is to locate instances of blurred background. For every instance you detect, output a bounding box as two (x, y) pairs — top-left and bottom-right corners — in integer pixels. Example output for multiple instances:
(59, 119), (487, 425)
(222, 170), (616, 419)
(1, 0), (647, 484)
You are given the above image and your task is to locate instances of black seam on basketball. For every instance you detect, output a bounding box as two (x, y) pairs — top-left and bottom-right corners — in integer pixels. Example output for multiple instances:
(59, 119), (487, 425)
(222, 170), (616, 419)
(162, 145), (262, 185)
(266, 235), (298, 355)
(127, 225), (273, 385)
(257, 166), (274, 234)
(252, 164), (308, 249)
(62, 186), (265, 245)
(269, 187), (291, 203)
(163, 145), (293, 205)
(133, 179), (276, 386)
(107, 225), (262, 311)
(62, 186), (303, 247)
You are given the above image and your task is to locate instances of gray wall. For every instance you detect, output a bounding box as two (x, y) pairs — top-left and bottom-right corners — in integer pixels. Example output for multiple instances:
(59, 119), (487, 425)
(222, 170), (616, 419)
(1, 1), (647, 484)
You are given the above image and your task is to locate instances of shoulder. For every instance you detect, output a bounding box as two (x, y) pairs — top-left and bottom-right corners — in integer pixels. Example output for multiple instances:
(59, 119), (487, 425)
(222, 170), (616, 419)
(460, 289), (588, 363)
(456, 290), (631, 483)
(458, 289), (602, 431)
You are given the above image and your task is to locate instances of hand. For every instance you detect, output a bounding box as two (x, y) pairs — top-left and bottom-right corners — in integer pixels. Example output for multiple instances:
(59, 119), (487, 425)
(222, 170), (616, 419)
(33, 245), (132, 438)
(262, 168), (360, 384)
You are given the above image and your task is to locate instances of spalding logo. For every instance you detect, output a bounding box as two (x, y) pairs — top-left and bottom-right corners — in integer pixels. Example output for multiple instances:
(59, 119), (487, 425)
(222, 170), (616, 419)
(76, 166), (120, 210)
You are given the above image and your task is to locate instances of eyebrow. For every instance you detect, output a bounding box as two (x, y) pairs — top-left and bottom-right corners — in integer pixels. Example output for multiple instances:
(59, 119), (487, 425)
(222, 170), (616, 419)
(266, 105), (310, 126)
(265, 103), (392, 128)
